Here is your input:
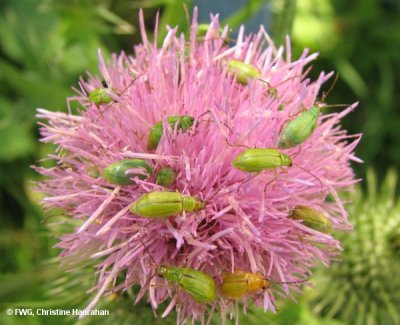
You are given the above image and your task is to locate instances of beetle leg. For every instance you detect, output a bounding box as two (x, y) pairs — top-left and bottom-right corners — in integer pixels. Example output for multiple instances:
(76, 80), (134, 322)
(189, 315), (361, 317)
(149, 282), (164, 288)
(293, 163), (323, 188)
(246, 291), (264, 309)
(320, 73), (339, 102)
(290, 145), (302, 160)
(224, 137), (250, 149)
(263, 169), (279, 193)
(237, 172), (262, 193)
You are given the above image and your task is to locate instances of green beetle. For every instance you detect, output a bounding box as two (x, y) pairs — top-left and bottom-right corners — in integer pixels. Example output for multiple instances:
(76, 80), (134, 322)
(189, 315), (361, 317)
(227, 60), (261, 85)
(129, 191), (205, 218)
(102, 159), (153, 185)
(196, 23), (210, 37)
(196, 24), (223, 38)
(232, 148), (292, 172)
(147, 116), (195, 150)
(89, 88), (113, 105)
(278, 106), (320, 149)
(87, 165), (101, 178)
(156, 265), (217, 303)
(156, 167), (176, 187)
(289, 205), (333, 234)
(196, 24), (232, 44)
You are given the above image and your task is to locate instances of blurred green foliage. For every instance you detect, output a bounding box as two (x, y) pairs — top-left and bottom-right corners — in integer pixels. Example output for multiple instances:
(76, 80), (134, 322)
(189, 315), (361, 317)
(0, 0), (399, 324)
(310, 169), (400, 325)
(290, 0), (400, 181)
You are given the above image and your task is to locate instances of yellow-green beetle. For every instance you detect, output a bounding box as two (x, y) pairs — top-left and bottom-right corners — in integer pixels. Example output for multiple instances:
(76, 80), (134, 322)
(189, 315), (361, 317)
(156, 167), (176, 187)
(156, 265), (217, 303)
(147, 116), (195, 150)
(289, 205), (333, 234)
(220, 271), (271, 299)
(87, 165), (101, 178)
(227, 60), (261, 85)
(129, 191), (205, 218)
(278, 106), (320, 149)
(220, 270), (305, 299)
(232, 148), (292, 172)
(89, 88), (113, 105)
(102, 159), (153, 185)
(196, 24), (224, 38)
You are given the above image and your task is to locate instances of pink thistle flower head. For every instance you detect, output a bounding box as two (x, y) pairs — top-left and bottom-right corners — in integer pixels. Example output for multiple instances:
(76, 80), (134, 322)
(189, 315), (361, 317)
(35, 8), (361, 324)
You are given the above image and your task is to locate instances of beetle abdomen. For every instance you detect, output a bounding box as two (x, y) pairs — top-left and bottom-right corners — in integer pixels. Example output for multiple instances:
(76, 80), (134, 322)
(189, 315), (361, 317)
(129, 191), (183, 218)
(180, 268), (217, 303)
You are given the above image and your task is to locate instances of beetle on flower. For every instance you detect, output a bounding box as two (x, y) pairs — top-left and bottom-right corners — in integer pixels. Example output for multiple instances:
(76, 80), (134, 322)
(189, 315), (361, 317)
(35, 7), (361, 325)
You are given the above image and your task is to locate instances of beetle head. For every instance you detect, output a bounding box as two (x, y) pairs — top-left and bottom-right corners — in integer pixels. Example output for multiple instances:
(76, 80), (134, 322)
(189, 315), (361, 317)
(156, 265), (168, 277)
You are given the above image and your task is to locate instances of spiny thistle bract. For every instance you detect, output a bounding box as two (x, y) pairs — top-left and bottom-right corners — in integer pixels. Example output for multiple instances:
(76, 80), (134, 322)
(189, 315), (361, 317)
(311, 170), (400, 325)
(34, 8), (361, 324)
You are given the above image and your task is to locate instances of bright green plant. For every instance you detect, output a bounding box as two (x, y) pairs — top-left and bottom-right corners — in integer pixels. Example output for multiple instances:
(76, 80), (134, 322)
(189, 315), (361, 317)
(310, 170), (400, 325)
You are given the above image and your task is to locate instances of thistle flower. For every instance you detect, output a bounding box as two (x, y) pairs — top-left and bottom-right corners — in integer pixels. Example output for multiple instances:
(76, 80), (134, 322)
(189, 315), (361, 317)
(310, 170), (400, 325)
(35, 8), (361, 324)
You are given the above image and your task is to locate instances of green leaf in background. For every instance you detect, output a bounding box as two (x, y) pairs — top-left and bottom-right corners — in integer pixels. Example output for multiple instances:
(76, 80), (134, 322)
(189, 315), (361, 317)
(0, 99), (34, 161)
(291, 0), (337, 52)
(156, 0), (193, 44)
(221, 0), (267, 31)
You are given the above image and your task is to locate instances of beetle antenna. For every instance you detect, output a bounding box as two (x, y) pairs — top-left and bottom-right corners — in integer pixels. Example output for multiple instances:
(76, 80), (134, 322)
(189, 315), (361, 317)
(258, 73), (303, 89)
(99, 73), (143, 113)
(135, 233), (161, 302)
(290, 146), (302, 160)
(293, 162), (323, 188)
(246, 291), (264, 309)
(321, 73), (339, 102)
(236, 172), (262, 193)
(196, 110), (212, 121)
(316, 74), (351, 111)
(138, 234), (158, 267)
(142, 271), (158, 291)
(224, 137), (249, 149)
(270, 278), (307, 285)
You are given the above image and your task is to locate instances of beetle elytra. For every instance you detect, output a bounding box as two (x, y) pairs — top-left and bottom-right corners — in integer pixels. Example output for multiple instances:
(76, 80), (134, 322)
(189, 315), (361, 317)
(289, 205), (333, 234)
(156, 265), (217, 303)
(220, 271), (271, 299)
(232, 148), (292, 173)
(89, 88), (113, 105)
(129, 191), (205, 218)
(156, 167), (176, 187)
(102, 159), (153, 185)
(137, 236), (217, 303)
(147, 116), (195, 150)
(278, 106), (320, 149)
(227, 60), (261, 85)
(220, 270), (305, 299)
